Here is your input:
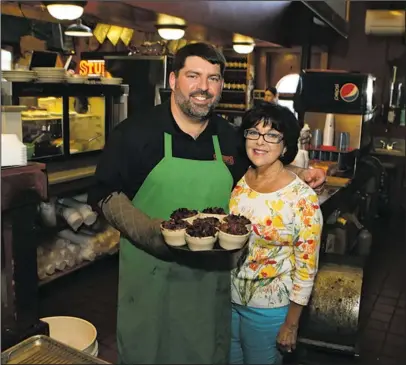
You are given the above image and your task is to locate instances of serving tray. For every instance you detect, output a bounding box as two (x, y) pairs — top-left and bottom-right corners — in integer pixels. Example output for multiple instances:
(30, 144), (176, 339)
(1, 335), (110, 364)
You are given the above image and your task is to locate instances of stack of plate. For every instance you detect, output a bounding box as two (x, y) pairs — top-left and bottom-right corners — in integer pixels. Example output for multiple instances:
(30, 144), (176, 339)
(67, 75), (88, 84)
(33, 67), (67, 83)
(2, 70), (36, 82)
(100, 77), (122, 85)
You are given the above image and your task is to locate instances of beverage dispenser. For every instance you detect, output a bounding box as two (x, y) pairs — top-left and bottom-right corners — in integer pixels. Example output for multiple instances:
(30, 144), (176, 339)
(294, 70), (377, 173)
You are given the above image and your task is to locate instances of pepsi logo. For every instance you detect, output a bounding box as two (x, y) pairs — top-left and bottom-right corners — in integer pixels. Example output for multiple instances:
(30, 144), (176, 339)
(340, 83), (359, 103)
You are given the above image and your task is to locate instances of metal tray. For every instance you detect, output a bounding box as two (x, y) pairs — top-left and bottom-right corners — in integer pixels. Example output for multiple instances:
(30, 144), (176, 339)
(1, 335), (110, 364)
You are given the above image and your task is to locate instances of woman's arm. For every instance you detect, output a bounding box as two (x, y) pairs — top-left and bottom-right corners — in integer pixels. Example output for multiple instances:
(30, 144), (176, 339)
(277, 192), (323, 350)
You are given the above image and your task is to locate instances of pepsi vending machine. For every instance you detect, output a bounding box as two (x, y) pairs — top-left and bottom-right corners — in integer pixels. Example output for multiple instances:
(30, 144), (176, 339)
(293, 70), (376, 172)
(294, 70), (376, 115)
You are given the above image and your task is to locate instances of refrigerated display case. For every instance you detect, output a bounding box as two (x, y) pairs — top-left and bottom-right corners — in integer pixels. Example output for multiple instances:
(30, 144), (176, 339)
(11, 83), (123, 161)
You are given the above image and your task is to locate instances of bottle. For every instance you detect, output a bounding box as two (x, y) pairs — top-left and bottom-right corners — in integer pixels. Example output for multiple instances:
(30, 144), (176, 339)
(357, 229), (372, 256)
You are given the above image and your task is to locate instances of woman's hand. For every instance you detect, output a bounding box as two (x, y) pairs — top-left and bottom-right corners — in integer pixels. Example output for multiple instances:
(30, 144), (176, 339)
(276, 322), (298, 353)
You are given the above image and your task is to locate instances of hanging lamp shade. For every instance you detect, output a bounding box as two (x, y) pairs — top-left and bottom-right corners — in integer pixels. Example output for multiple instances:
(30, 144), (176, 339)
(44, 1), (87, 21)
(65, 19), (93, 37)
(156, 24), (186, 40)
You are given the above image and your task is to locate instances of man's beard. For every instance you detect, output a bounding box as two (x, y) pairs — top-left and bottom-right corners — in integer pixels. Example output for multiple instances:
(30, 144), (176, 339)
(174, 84), (221, 122)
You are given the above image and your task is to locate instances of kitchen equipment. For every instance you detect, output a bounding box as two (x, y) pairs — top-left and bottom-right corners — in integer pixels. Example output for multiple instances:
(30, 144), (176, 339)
(11, 82), (123, 161)
(1, 335), (109, 364)
(294, 70), (376, 115)
(311, 128), (322, 148)
(356, 229), (372, 256)
(294, 70), (376, 172)
(337, 132), (350, 151)
(298, 262), (363, 355)
(40, 316), (97, 354)
(102, 54), (173, 115)
(323, 113), (335, 146)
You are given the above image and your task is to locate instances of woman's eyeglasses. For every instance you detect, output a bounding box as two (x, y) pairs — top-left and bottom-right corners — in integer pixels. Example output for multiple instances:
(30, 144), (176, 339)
(244, 129), (283, 144)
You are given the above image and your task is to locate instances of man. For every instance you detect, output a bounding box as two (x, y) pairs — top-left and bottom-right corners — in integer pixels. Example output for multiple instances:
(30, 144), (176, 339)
(264, 86), (279, 104)
(88, 42), (325, 365)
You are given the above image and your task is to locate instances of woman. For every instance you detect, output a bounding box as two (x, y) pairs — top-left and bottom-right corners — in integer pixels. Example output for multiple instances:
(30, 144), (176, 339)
(264, 87), (278, 104)
(229, 103), (323, 365)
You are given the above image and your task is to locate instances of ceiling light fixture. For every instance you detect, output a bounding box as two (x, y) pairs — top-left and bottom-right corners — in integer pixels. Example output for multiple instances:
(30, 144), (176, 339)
(233, 42), (255, 54)
(44, 1), (88, 21)
(65, 19), (93, 37)
(156, 24), (186, 40)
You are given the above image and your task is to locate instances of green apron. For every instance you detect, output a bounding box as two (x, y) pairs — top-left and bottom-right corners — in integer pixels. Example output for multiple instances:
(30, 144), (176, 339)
(117, 132), (234, 364)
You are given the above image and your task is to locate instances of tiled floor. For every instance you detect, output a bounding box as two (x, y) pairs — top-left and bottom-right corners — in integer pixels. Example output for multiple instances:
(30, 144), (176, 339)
(38, 210), (406, 365)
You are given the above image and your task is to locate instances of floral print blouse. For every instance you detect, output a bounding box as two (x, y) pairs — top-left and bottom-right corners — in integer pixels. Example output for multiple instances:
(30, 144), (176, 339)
(230, 174), (323, 308)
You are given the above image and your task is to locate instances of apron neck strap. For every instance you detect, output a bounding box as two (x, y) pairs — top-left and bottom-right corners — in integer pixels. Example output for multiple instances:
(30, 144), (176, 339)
(164, 133), (172, 158)
(212, 136), (223, 162)
(165, 133), (223, 161)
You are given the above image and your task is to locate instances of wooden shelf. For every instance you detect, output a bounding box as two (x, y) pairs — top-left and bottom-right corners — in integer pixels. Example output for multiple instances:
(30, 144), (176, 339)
(225, 69), (247, 72)
(48, 165), (96, 185)
(308, 146), (355, 153)
(222, 90), (246, 94)
(215, 109), (246, 115)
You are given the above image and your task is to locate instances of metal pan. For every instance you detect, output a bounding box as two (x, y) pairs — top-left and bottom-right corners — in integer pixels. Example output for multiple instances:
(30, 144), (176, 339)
(1, 335), (110, 364)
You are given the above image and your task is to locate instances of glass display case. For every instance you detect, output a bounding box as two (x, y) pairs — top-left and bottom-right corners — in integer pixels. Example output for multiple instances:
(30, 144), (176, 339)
(11, 83), (122, 161)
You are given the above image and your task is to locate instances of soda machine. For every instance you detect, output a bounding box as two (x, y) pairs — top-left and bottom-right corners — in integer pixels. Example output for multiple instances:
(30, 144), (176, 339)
(294, 70), (377, 173)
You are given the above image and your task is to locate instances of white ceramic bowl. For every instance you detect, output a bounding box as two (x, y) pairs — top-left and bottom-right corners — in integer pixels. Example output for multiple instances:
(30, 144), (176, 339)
(185, 231), (218, 251)
(218, 230), (250, 250)
(40, 316), (97, 353)
(182, 213), (199, 225)
(160, 226), (187, 246)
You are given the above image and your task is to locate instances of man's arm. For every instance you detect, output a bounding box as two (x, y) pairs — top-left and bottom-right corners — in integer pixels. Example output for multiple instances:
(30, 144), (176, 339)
(99, 192), (172, 259)
(286, 165), (326, 189)
(286, 164), (305, 177)
(88, 125), (172, 260)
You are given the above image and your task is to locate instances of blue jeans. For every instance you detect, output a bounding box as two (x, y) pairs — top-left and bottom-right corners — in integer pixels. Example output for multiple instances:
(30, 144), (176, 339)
(230, 303), (289, 365)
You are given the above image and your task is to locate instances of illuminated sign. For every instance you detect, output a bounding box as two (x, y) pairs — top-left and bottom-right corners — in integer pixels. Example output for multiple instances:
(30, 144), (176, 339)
(79, 60), (105, 76)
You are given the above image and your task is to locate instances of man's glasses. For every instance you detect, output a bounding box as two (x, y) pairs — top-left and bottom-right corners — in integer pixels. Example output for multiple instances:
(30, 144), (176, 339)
(244, 129), (284, 144)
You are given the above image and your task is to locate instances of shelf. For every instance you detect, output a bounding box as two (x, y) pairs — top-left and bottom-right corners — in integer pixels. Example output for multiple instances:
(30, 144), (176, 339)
(225, 69), (247, 72)
(308, 146), (355, 153)
(38, 249), (118, 286)
(215, 109), (246, 115)
(48, 165), (96, 185)
(222, 90), (246, 94)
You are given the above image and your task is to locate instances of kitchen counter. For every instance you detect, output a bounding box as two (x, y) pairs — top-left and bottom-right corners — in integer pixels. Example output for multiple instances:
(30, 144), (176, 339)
(45, 154), (100, 196)
(319, 158), (379, 219)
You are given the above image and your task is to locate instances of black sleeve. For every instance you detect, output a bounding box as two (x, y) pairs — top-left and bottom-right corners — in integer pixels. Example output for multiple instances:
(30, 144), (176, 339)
(88, 126), (137, 208)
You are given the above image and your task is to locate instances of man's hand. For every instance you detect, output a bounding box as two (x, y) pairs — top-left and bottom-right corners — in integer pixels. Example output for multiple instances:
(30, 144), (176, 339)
(299, 168), (326, 191)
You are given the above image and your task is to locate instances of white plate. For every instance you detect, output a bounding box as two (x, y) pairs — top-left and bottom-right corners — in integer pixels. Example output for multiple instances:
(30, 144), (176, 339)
(3, 77), (35, 82)
(32, 67), (65, 71)
(36, 79), (66, 83)
(36, 75), (66, 78)
(3, 71), (35, 75)
(67, 78), (87, 84)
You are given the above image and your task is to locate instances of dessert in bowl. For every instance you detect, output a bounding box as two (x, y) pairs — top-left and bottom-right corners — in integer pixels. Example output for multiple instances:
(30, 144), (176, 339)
(160, 219), (190, 246)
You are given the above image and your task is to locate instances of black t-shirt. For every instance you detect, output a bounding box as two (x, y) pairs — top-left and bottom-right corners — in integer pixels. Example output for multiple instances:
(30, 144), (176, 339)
(88, 101), (249, 207)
